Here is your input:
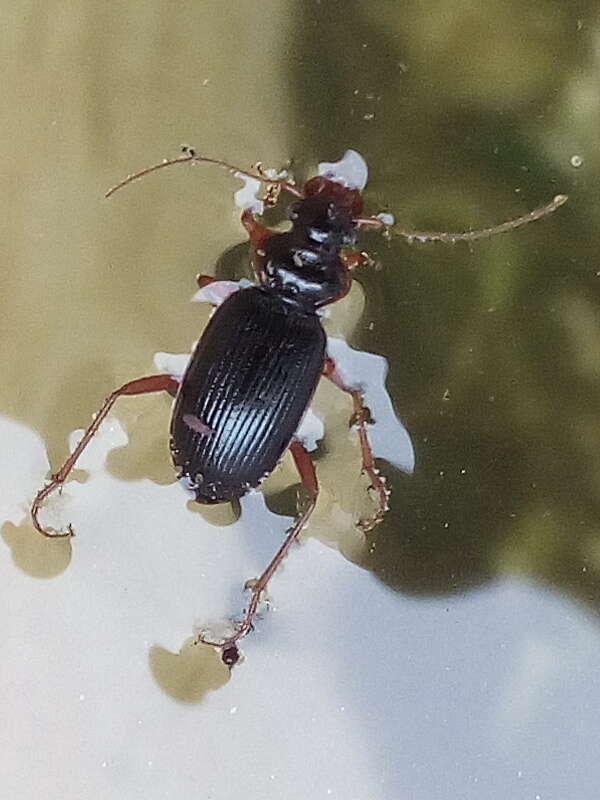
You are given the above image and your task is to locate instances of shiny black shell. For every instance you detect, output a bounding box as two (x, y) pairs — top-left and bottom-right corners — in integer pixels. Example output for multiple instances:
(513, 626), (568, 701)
(170, 286), (326, 503)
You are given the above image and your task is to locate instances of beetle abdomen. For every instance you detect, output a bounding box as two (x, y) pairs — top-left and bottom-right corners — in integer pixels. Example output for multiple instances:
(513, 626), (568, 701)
(170, 287), (326, 503)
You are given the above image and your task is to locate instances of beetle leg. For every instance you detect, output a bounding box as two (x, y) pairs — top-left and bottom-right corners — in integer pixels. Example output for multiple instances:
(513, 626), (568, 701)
(340, 249), (377, 271)
(197, 440), (318, 666)
(241, 209), (278, 283)
(196, 273), (217, 289)
(31, 374), (180, 538)
(241, 209), (276, 247)
(323, 357), (390, 533)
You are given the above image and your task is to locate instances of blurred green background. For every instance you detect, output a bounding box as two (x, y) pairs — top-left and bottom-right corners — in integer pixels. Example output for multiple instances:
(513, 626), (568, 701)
(1, 0), (599, 793)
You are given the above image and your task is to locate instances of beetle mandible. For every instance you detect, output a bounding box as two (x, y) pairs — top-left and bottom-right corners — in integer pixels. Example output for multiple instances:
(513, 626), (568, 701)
(31, 148), (567, 667)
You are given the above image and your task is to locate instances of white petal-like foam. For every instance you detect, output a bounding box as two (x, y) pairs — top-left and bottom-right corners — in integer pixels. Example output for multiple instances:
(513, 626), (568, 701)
(326, 337), (415, 474)
(318, 149), (369, 190)
(233, 173), (264, 214)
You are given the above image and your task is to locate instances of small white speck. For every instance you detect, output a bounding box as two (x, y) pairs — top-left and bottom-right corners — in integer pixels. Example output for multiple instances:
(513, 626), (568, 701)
(269, 774), (276, 781)
(517, 770), (523, 778)
(230, 706), (238, 715)
(570, 154), (583, 168)
(79, 694), (85, 701)
(137, 719), (143, 726)
(460, 469), (466, 475)
(363, 112), (375, 121)
(147, 760), (153, 768)
(101, 761), (108, 768)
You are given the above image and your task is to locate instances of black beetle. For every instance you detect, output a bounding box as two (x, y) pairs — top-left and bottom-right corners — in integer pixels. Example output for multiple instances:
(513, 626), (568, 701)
(31, 148), (566, 666)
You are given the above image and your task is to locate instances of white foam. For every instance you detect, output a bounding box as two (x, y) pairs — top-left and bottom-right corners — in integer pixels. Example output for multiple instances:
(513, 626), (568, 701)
(326, 337), (415, 474)
(318, 149), (369, 191)
(233, 173), (264, 214)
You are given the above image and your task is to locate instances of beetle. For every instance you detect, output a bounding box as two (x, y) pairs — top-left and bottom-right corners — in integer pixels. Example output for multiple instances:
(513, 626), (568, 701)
(31, 148), (566, 666)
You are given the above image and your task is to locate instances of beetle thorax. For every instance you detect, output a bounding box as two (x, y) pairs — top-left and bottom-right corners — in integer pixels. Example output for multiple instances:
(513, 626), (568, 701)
(259, 184), (358, 309)
(261, 239), (351, 309)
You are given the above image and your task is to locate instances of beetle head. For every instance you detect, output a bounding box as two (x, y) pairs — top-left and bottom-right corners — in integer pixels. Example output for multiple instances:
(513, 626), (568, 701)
(289, 176), (363, 249)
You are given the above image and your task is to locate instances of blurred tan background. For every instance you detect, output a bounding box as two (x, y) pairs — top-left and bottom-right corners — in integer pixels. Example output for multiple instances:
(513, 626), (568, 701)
(2, 1), (599, 631)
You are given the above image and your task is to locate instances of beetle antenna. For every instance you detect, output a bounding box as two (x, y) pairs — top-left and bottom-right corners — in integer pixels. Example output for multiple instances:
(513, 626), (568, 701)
(356, 193), (568, 243)
(105, 147), (304, 199)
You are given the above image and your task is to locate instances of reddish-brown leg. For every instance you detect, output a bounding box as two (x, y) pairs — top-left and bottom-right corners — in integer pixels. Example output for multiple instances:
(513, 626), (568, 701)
(340, 249), (377, 271)
(31, 374), (180, 538)
(241, 209), (278, 283)
(323, 357), (390, 533)
(198, 439), (318, 666)
(241, 209), (276, 248)
(196, 274), (217, 289)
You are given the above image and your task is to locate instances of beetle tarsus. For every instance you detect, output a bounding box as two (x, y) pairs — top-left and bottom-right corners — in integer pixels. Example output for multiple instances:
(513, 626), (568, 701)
(194, 440), (318, 665)
(323, 357), (389, 533)
(30, 374), (179, 539)
(31, 478), (75, 538)
(350, 391), (390, 533)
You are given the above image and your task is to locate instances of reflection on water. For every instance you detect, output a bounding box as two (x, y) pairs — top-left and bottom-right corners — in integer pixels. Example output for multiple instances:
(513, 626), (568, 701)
(292, 4), (600, 603)
(2, 1), (600, 798)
